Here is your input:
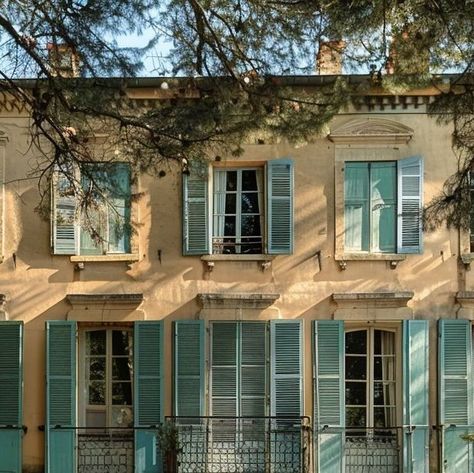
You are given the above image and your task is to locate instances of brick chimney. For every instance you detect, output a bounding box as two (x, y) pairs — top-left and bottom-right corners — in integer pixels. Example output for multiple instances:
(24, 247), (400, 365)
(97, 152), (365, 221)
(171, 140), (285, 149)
(47, 43), (81, 78)
(316, 40), (345, 75)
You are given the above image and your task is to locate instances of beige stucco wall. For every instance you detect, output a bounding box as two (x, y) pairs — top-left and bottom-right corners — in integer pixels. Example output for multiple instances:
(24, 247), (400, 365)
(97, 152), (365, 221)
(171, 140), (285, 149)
(0, 98), (464, 472)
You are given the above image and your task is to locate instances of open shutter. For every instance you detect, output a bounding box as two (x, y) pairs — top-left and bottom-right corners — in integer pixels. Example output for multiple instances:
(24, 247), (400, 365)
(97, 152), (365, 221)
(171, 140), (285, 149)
(46, 321), (76, 473)
(174, 321), (205, 417)
(313, 320), (344, 473)
(134, 321), (164, 473)
(397, 156), (423, 254)
(439, 319), (473, 473)
(183, 169), (209, 255)
(0, 321), (23, 473)
(270, 320), (303, 417)
(267, 159), (294, 254)
(52, 168), (78, 255)
(403, 320), (429, 473)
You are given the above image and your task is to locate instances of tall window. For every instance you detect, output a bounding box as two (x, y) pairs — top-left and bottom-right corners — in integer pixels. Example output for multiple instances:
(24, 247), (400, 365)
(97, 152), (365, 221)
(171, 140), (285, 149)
(83, 328), (133, 428)
(344, 162), (396, 253)
(345, 328), (396, 430)
(212, 168), (264, 254)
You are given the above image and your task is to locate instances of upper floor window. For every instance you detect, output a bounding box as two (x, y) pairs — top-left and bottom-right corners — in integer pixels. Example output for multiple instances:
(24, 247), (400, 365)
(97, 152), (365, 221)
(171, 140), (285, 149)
(183, 159), (293, 256)
(52, 162), (131, 255)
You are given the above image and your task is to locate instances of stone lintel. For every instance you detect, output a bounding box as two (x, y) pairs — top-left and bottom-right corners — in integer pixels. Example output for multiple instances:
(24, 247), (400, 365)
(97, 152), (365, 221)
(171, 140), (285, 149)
(67, 293), (143, 306)
(198, 293), (280, 310)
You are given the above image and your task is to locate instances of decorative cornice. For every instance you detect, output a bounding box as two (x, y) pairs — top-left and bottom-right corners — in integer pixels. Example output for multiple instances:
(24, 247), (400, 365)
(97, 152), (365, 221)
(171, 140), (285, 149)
(333, 291), (414, 308)
(67, 293), (143, 306)
(197, 293), (280, 310)
(329, 118), (414, 144)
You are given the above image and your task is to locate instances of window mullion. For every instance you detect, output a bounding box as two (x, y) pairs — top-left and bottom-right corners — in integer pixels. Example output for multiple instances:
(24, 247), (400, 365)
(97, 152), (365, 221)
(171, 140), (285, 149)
(106, 330), (112, 428)
(236, 171), (242, 251)
(368, 328), (374, 429)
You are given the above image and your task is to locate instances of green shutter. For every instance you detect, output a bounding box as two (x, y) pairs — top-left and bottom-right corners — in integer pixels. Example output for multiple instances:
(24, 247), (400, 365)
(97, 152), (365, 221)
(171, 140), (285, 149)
(174, 321), (205, 417)
(46, 321), (76, 473)
(183, 169), (209, 255)
(134, 321), (164, 473)
(270, 320), (302, 417)
(439, 319), (473, 473)
(267, 159), (294, 254)
(52, 169), (77, 255)
(397, 156), (423, 254)
(0, 321), (23, 473)
(403, 320), (429, 473)
(313, 320), (344, 473)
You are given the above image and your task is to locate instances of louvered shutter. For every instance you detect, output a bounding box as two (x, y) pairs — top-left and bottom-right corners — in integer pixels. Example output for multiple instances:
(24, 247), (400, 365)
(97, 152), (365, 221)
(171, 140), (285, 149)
(403, 320), (429, 473)
(267, 159), (294, 254)
(0, 321), (23, 473)
(174, 321), (205, 417)
(211, 322), (238, 417)
(134, 321), (164, 473)
(46, 321), (76, 473)
(397, 156), (423, 254)
(313, 320), (344, 473)
(439, 319), (473, 473)
(183, 169), (209, 255)
(52, 168), (78, 255)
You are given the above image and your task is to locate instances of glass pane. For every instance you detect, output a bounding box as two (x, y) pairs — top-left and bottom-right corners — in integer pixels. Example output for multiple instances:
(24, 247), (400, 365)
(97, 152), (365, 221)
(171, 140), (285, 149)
(224, 216), (236, 236)
(374, 381), (396, 406)
(86, 331), (106, 355)
(224, 193), (236, 213)
(345, 356), (366, 380)
(112, 382), (132, 405)
(345, 331), (367, 354)
(88, 357), (106, 381)
(374, 330), (395, 355)
(226, 171), (237, 191)
(241, 170), (258, 191)
(374, 407), (395, 428)
(346, 382), (366, 405)
(113, 358), (132, 380)
(241, 193), (259, 213)
(346, 407), (366, 427)
(345, 163), (369, 200)
(241, 215), (261, 237)
(86, 409), (106, 429)
(371, 162), (396, 201)
(112, 330), (132, 356)
(374, 357), (395, 381)
(376, 203), (396, 252)
(89, 381), (106, 405)
(345, 204), (369, 251)
(112, 406), (133, 427)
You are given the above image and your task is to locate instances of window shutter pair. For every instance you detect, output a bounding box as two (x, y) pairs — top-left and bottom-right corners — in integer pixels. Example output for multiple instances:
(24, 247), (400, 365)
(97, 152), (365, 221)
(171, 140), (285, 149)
(313, 320), (429, 473)
(0, 321), (23, 473)
(174, 320), (302, 418)
(183, 159), (294, 255)
(439, 319), (473, 473)
(45, 320), (164, 473)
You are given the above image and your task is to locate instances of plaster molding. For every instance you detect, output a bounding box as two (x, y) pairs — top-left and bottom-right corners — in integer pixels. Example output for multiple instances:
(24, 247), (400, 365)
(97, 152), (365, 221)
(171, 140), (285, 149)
(198, 293), (280, 310)
(0, 130), (8, 145)
(328, 118), (414, 144)
(333, 291), (414, 307)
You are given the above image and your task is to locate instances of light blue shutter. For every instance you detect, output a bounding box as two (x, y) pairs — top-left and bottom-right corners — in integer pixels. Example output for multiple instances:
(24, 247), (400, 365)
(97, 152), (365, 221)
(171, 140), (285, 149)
(439, 319), (473, 473)
(183, 169), (209, 255)
(52, 169), (77, 254)
(0, 321), (23, 473)
(313, 320), (344, 473)
(174, 321), (205, 417)
(46, 321), (76, 473)
(270, 320), (303, 417)
(397, 156), (423, 254)
(267, 159), (294, 254)
(403, 320), (429, 473)
(134, 321), (164, 473)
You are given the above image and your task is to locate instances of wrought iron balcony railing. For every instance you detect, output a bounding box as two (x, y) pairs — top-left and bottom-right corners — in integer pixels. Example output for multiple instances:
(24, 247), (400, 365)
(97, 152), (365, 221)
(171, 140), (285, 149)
(167, 416), (311, 473)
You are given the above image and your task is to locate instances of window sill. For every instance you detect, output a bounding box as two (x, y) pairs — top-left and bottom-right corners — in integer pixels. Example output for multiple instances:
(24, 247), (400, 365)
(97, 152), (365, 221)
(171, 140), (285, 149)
(335, 253), (405, 270)
(201, 254), (274, 262)
(70, 254), (139, 263)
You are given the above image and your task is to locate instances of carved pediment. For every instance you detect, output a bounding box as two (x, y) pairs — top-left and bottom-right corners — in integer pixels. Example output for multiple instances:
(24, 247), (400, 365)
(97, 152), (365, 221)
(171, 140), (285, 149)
(329, 118), (414, 144)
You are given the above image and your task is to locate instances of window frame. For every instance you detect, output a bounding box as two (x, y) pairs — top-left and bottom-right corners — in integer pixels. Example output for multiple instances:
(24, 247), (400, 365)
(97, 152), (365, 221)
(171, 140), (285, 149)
(52, 161), (137, 258)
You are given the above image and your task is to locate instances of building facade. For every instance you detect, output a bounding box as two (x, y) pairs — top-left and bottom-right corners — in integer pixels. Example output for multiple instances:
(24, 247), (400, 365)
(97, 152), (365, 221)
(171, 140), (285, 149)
(0, 78), (472, 473)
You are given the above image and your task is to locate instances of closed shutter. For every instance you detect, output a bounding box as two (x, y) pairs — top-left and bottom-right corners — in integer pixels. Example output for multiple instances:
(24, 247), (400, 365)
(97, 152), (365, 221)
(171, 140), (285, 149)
(313, 320), (344, 473)
(0, 321), (23, 473)
(183, 169), (209, 255)
(174, 321), (205, 417)
(46, 321), (76, 473)
(52, 168), (78, 255)
(439, 319), (473, 473)
(267, 159), (294, 254)
(397, 156), (423, 254)
(134, 321), (164, 473)
(403, 320), (429, 473)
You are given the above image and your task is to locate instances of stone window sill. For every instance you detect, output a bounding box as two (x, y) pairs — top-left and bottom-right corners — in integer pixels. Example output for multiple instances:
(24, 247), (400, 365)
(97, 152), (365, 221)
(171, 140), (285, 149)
(70, 254), (139, 263)
(201, 254), (274, 262)
(335, 253), (406, 261)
